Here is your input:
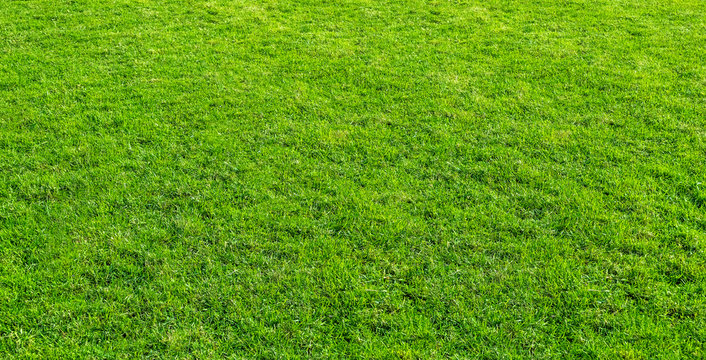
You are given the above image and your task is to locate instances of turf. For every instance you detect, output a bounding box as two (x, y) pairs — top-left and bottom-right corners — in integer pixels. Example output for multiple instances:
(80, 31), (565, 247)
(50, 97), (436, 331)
(1, 0), (705, 358)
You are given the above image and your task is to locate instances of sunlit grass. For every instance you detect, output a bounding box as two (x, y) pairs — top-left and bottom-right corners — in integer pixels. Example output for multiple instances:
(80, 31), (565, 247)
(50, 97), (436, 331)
(1, 0), (704, 358)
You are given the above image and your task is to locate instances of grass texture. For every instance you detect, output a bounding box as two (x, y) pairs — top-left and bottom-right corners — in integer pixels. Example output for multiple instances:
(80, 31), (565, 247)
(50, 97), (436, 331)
(1, 0), (705, 358)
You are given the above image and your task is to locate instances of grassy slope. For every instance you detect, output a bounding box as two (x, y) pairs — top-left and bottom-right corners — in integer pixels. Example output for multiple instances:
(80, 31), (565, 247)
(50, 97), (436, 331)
(1, 0), (705, 358)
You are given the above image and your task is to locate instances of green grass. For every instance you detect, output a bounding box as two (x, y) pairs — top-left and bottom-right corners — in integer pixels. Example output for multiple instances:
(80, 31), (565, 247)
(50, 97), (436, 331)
(1, 0), (705, 358)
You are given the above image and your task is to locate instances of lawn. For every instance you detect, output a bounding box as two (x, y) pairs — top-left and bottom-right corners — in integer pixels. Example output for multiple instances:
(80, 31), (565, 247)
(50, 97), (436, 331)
(1, 0), (705, 358)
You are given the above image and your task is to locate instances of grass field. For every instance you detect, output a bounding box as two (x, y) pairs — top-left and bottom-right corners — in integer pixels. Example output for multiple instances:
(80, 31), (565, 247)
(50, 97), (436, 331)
(1, 0), (705, 358)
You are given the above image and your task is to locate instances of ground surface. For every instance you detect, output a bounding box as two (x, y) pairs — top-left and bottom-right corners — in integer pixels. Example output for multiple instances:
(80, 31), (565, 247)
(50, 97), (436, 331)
(1, 0), (705, 358)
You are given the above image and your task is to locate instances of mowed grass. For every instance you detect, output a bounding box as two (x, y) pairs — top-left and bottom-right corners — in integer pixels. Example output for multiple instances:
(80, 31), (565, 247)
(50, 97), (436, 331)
(1, 0), (705, 358)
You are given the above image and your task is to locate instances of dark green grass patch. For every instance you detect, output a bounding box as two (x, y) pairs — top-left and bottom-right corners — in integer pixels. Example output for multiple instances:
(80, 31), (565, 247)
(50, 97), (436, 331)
(1, 0), (705, 358)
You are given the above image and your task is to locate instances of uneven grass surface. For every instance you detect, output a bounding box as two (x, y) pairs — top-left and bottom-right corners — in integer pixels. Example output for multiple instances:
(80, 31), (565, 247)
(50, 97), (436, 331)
(1, 0), (705, 358)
